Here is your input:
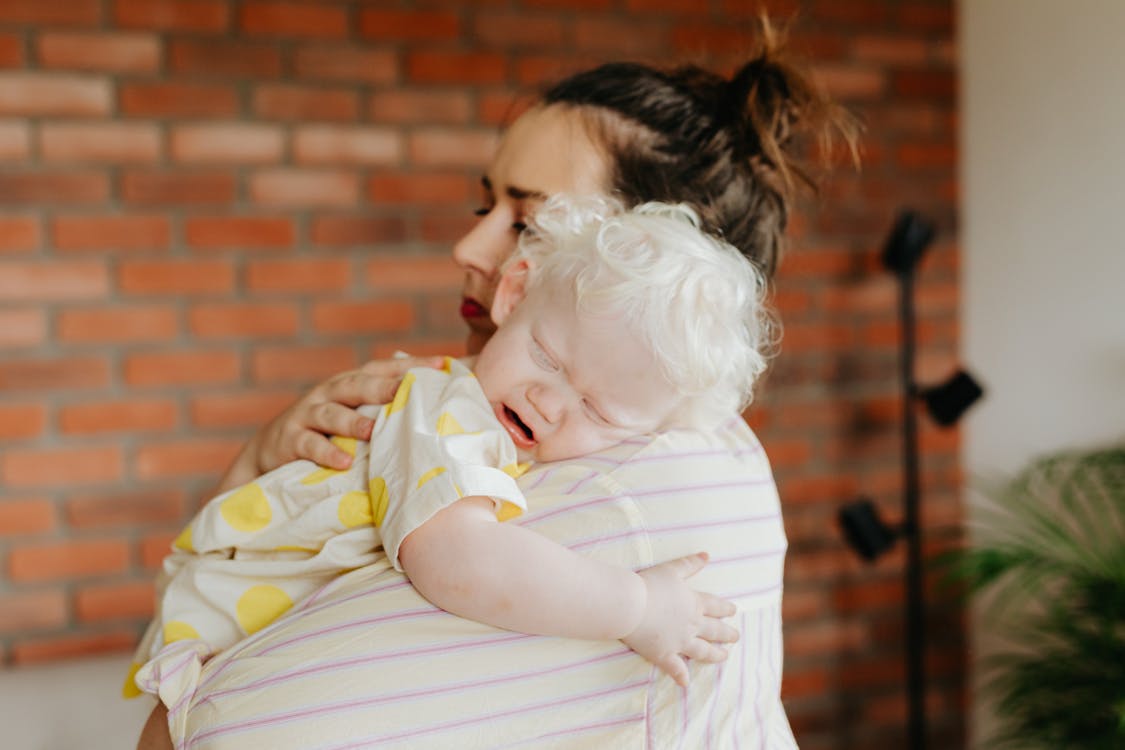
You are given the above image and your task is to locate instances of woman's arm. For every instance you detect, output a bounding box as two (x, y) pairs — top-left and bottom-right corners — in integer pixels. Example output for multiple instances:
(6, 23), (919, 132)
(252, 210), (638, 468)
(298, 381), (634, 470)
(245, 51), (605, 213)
(216, 357), (444, 493)
(398, 496), (738, 686)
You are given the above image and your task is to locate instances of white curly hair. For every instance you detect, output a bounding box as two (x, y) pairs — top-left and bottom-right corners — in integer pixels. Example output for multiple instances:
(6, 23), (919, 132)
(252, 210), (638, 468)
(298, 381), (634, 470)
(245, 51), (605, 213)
(508, 195), (775, 426)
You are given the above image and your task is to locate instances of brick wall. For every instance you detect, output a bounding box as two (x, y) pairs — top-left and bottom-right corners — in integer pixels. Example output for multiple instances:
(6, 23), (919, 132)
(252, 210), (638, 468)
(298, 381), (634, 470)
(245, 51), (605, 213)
(0, 1), (961, 747)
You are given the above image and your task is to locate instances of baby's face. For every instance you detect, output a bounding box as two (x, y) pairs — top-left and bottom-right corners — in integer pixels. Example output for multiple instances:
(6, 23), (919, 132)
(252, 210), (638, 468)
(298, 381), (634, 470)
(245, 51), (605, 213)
(474, 283), (682, 462)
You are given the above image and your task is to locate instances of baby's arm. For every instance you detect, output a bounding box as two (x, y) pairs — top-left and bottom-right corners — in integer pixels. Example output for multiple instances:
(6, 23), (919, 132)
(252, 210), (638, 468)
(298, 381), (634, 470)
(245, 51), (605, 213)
(398, 496), (738, 686)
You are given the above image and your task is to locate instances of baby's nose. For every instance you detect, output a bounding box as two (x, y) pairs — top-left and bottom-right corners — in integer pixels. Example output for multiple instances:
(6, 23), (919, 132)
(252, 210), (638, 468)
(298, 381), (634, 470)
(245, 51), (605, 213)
(527, 383), (566, 424)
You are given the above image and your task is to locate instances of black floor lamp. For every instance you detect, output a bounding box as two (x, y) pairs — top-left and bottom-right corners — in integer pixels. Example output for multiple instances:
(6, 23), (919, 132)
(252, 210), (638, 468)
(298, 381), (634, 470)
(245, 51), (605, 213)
(838, 211), (983, 750)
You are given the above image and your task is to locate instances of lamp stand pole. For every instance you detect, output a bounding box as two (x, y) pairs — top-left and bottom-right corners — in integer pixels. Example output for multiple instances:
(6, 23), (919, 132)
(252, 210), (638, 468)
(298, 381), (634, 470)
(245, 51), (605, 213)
(898, 262), (926, 750)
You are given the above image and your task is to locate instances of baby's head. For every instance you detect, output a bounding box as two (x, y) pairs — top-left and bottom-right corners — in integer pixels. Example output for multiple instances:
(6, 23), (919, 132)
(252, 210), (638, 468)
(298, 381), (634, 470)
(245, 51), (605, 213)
(474, 197), (773, 462)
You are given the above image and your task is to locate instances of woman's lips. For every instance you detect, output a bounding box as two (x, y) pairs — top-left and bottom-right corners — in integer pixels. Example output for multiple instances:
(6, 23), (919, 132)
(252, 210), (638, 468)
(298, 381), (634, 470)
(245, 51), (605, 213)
(460, 297), (488, 320)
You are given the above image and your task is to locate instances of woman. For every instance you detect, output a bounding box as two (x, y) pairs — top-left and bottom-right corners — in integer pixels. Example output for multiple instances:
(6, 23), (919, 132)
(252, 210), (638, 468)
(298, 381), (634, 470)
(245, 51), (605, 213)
(139, 22), (855, 750)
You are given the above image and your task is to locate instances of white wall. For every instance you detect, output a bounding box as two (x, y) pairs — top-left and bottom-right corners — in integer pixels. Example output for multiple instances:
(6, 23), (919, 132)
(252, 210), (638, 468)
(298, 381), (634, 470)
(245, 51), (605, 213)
(961, 0), (1125, 744)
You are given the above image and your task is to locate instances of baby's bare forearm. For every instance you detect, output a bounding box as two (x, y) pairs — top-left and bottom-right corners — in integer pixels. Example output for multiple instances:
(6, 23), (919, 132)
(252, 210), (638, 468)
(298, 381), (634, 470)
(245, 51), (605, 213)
(400, 497), (646, 640)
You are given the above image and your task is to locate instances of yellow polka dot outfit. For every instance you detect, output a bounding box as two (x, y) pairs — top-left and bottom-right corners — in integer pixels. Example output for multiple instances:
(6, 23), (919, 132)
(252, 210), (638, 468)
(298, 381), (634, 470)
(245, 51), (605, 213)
(129, 359), (529, 707)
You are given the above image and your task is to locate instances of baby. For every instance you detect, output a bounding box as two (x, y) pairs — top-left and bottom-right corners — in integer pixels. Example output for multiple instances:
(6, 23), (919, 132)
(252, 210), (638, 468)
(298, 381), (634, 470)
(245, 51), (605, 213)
(128, 197), (772, 710)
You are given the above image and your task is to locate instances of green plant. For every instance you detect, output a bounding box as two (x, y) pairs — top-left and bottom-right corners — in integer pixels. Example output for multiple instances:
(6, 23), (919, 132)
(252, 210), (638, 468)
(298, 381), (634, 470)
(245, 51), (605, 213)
(952, 446), (1125, 749)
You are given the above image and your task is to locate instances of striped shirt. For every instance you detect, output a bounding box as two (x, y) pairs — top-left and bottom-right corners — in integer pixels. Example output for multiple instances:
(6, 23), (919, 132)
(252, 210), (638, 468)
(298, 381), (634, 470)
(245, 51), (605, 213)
(170, 417), (797, 749)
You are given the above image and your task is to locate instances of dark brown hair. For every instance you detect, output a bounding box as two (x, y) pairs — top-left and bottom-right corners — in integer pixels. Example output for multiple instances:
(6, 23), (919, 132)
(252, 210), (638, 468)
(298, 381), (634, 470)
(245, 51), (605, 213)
(541, 20), (858, 278)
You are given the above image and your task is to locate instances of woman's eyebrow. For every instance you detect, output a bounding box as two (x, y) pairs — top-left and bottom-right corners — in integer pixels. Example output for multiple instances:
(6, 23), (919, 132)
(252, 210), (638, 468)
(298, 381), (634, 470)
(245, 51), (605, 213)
(480, 176), (546, 202)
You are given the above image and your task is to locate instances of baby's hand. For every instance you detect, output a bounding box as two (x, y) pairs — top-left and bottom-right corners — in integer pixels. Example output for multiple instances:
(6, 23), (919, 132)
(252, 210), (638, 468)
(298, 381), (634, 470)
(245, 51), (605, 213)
(621, 552), (739, 687)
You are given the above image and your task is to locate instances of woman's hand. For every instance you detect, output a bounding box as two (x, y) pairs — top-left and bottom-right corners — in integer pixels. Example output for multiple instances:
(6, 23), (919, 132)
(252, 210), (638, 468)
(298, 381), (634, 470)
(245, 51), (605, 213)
(218, 356), (445, 491)
(621, 552), (739, 687)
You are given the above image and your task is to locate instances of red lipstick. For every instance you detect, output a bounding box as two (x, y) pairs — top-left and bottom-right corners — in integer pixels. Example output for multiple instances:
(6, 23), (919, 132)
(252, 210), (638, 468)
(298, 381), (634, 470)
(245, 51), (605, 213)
(460, 297), (488, 320)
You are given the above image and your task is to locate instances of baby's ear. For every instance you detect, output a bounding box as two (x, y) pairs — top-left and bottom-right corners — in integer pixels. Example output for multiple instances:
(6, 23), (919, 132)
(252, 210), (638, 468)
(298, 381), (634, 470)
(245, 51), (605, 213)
(491, 259), (532, 326)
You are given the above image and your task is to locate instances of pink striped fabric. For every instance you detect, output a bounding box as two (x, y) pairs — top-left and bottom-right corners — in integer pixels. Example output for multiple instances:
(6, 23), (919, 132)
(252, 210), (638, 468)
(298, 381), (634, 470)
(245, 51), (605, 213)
(172, 419), (797, 749)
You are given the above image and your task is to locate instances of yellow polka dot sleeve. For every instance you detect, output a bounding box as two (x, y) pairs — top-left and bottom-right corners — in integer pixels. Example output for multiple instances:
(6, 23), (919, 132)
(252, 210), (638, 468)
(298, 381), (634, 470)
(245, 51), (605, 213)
(365, 359), (528, 572)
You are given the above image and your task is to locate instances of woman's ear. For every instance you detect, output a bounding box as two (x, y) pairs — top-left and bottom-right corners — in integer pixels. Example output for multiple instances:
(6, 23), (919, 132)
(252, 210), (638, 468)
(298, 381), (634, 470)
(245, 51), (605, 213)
(490, 259), (532, 326)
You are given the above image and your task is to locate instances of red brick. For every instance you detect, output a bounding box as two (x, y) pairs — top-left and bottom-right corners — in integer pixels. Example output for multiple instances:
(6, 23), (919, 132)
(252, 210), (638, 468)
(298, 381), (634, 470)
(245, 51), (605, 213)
(310, 215), (408, 246)
(0, 308), (46, 348)
(53, 215), (171, 251)
(3, 445), (123, 489)
(249, 169), (360, 207)
(0, 498), (56, 535)
(368, 173), (472, 205)
(371, 338), (466, 360)
(369, 91), (472, 124)
(59, 398), (178, 434)
(573, 19), (667, 56)
(171, 123), (284, 164)
(254, 84), (358, 122)
(898, 3), (953, 33)
(853, 36), (929, 65)
(114, 0), (229, 33)
(0, 120), (29, 160)
(120, 82), (240, 118)
(477, 91), (535, 126)
(0, 0), (101, 26)
(514, 56), (595, 87)
(188, 302), (299, 338)
(118, 259), (235, 295)
(0, 34), (22, 67)
(898, 143), (956, 169)
(293, 46), (397, 85)
(812, 64), (886, 100)
(311, 300), (414, 335)
(624, 0), (700, 10)
(0, 73), (111, 116)
(293, 126), (401, 165)
(191, 389), (298, 429)
(894, 70), (956, 100)
(408, 130), (498, 168)
(364, 256), (461, 291)
(0, 260), (108, 302)
(407, 52), (507, 85)
(6, 418), (75, 463)
(0, 215), (39, 252)
(135, 437), (244, 479)
(169, 39), (282, 78)
(811, 0), (890, 26)
(419, 214), (476, 244)
(121, 170), (237, 206)
(671, 25), (755, 56)
(67, 488), (187, 529)
(472, 13), (564, 48)
(781, 667), (832, 700)
(124, 350), (240, 387)
(246, 258), (351, 293)
(37, 32), (160, 73)
(0, 172), (109, 204)
(11, 629), (137, 666)
(140, 530), (178, 570)
(75, 581), (155, 623)
(358, 9), (462, 41)
(240, 1), (347, 38)
(184, 216), (295, 249)
(41, 122), (160, 163)
(251, 345), (357, 385)
(423, 294), (461, 331)
(0, 590), (66, 633)
(521, 0), (612, 8)
(0, 355), (110, 391)
(58, 305), (179, 344)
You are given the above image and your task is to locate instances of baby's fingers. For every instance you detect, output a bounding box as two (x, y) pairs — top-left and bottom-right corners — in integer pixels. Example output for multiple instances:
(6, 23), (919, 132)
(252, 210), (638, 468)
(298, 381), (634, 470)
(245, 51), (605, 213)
(682, 638), (729, 664)
(699, 617), (740, 645)
(699, 592), (737, 618)
(656, 654), (691, 688)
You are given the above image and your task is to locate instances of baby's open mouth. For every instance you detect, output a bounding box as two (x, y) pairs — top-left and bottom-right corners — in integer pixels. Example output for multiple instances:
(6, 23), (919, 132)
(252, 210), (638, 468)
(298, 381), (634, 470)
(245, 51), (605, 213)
(504, 406), (534, 441)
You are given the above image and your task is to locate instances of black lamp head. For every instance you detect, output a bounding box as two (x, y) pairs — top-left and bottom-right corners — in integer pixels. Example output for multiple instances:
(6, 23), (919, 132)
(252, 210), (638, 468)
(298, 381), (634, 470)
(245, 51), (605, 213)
(920, 370), (984, 427)
(881, 210), (936, 276)
(839, 499), (899, 561)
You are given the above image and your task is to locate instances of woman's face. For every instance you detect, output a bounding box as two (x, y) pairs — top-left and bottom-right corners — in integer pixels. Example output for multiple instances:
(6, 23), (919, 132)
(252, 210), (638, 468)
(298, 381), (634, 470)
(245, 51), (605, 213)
(453, 104), (609, 353)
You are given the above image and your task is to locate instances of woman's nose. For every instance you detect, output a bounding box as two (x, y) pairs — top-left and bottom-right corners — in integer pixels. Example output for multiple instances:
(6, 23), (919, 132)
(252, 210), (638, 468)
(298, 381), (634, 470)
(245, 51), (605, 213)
(527, 383), (566, 424)
(452, 210), (511, 279)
